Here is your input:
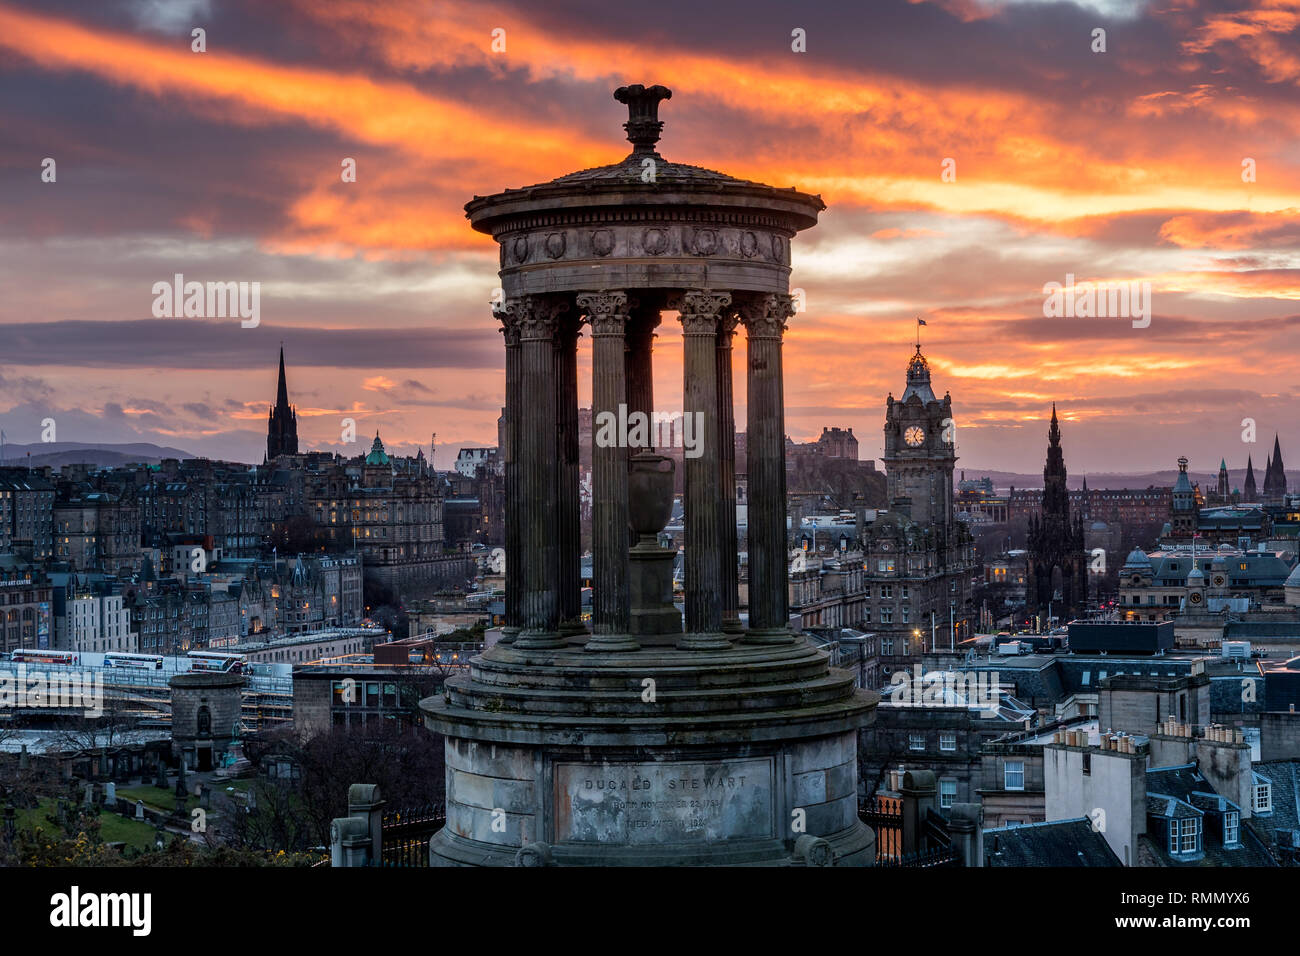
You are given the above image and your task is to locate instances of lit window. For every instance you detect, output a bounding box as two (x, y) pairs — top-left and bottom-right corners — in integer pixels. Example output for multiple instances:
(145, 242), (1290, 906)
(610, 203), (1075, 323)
(939, 780), (956, 809)
(1004, 760), (1024, 791)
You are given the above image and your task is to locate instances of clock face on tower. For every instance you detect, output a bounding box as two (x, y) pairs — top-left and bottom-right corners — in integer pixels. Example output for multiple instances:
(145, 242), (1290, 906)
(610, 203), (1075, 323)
(904, 426), (926, 447)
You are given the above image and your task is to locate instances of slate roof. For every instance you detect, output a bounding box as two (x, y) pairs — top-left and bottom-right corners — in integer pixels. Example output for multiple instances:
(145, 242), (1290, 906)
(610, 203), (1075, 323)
(1147, 764), (1220, 803)
(1250, 760), (1300, 861)
(984, 819), (1122, 867)
(1142, 764), (1277, 866)
(1148, 794), (1202, 819)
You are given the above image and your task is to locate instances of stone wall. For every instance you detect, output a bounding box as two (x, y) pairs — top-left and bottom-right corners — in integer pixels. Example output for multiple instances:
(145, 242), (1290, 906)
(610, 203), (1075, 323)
(1260, 711), (1300, 761)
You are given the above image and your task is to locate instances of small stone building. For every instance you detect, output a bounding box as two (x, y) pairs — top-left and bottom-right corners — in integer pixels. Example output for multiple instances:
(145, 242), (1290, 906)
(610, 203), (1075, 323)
(169, 672), (245, 770)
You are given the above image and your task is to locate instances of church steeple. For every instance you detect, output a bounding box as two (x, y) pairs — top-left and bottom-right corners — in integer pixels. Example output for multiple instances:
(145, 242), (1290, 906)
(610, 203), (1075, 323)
(266, 346), (299, 460)
(276, 345), (290, 408)
(1263, 433), (1287, 503)
(1244, 455), (1257, 502)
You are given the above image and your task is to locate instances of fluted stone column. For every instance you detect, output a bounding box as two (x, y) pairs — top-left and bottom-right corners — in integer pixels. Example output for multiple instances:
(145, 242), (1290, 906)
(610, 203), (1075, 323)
(716, 309), (741, 633)
(740, 293), (797, 644)
(555, 313), (583, 633)
(514, 295), (568, 649)
(580, 291), (638, 651)
(496, 306), (521, 644)
(678, 290), (732, 650)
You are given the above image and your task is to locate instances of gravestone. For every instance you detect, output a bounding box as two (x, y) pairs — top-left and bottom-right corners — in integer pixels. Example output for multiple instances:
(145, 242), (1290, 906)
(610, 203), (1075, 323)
(105, 782), (116, 805)
(135, 800), (145, 821)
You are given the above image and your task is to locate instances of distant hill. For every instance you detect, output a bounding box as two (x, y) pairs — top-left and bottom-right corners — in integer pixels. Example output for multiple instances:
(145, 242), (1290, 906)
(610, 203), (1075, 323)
(959, 467), (1293, 494)
(0, 441), (195, 469)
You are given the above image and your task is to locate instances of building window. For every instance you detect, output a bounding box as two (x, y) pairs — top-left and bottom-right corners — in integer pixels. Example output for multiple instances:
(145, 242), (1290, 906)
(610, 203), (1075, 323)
(881, 609), (893, 624)
(1255, 781), (1272, 813)
(939, 780), (956, 810)
(1004, 760), (1024, 791)
(1224, 811), (1239, 845)
(940, 732), (956, 752)
(1170, 817), (1200, 855)
(908, 733), (925, 751)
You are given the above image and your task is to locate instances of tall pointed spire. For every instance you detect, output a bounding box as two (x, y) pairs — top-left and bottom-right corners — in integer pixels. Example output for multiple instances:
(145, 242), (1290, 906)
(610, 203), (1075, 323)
(267, 346), (299, 460)
(277, 344), (290, 408)
(1264, 433), (1287, 502)
(1042, 405), (1068, 519)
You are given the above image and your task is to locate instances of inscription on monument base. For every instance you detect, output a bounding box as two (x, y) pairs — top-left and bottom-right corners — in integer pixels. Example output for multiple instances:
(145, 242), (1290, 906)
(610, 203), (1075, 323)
(554, 758), (774, 845)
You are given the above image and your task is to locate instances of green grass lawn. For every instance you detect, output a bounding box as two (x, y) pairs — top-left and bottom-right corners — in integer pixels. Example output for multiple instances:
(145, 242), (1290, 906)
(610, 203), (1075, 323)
(115, 785), (198, 814)
(14, 797), (172, 851)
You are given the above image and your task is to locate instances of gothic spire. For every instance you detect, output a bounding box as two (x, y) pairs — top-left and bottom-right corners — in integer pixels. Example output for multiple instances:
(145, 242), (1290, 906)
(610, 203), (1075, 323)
(1042, 405), (1069, 519)
(277, 345), (290, 409)
(267, 346), (299, 459)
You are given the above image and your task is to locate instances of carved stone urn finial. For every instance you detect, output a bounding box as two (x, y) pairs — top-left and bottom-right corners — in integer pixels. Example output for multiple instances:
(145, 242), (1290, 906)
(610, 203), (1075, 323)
(613, 84), (673, 153)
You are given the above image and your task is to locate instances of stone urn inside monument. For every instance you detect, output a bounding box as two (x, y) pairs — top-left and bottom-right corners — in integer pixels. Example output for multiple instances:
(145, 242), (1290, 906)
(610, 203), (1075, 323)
(627, 451), (680, 640)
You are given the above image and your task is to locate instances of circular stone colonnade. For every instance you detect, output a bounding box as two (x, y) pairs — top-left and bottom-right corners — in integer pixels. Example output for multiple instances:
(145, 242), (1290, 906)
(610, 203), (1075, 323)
(422, 85), (878, 866)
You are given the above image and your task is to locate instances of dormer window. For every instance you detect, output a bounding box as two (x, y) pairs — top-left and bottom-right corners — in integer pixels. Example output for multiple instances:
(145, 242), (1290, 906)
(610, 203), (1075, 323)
(1169, 818), (1201, 855)
(1224, 811), (1240, 846)
(1255, 780), (1272, 813)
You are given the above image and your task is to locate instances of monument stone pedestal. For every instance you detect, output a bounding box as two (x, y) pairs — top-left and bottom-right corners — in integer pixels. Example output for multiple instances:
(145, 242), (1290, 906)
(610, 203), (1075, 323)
(422, 640), (877, 866)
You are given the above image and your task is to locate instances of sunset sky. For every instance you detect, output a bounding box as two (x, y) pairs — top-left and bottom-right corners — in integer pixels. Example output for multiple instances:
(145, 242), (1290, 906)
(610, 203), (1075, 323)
(1, 0), (1297, 479)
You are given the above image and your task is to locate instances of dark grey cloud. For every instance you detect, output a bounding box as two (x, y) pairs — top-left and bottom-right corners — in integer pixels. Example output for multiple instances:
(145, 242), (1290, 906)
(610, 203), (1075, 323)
(0, 320), (500, 370)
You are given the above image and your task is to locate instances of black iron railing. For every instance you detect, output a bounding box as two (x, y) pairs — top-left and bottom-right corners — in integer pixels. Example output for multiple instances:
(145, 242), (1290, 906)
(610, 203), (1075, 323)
(874, 845), (961, 868)
(378, 803), (445, 867)
(859, 795), (903, 862)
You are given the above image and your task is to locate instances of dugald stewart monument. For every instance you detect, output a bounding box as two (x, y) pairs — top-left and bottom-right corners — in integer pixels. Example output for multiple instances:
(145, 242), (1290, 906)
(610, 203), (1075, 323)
(422, 85), (879, 866)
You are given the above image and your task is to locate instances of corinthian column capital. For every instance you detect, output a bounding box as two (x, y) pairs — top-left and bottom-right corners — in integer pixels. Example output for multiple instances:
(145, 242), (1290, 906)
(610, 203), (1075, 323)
(576, 290), (630, 335)
(512, 294), (570, 342)
(738, 293), (795, 340)
(676, 290), (732, 335)
(494, 302), (521, 347)
(717, 308), (741, 341)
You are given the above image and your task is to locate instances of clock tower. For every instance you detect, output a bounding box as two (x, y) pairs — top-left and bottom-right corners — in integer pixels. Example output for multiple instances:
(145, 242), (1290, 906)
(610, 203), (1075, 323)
(882, 345), (955, 529)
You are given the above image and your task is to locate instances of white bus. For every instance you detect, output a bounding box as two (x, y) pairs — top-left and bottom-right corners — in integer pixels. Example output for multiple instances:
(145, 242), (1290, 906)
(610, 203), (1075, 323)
(10, 648), (78, 666)
(104, 652), (165, 671)
(187, 650), (247, 674)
